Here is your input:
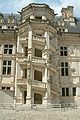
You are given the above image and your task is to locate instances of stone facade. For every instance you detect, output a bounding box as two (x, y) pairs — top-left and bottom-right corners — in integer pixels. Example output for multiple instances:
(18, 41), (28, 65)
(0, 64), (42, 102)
(0, 3), (80, 105)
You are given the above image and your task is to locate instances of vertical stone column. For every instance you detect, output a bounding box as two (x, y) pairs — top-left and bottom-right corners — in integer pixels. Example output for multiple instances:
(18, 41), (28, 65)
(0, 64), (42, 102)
(26, 26), (32, 105)
(14, 58), (18, 104)
(13, 45), (16, 54)
(0, 60), (2, 83)
(43, 30), (51, 105)
(1, 44), (3, 54)
(44, 30), (50, 49)
(17, 33), (22, 54)
(0, 44), (3, 84)
(17, 33), (19, 53)
(47, 66), (51, 103)
(43, 66), (51, 105)
(76, 87), (79, 97)
(69, 87), (72, 97)
(11, 60), (15, 91)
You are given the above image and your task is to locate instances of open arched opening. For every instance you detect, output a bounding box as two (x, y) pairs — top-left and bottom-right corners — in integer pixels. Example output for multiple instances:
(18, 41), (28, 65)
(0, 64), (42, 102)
(34, 93), (42, 104)
(34, 70), (42, 81)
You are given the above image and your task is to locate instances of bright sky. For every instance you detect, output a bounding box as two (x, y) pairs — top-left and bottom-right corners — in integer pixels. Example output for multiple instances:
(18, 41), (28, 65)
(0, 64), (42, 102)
(0, 0), (80, 17)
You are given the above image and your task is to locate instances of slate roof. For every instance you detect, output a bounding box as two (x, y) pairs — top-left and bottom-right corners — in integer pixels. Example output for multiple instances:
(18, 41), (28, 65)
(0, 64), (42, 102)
(0, 13), (80, 33)
(54, 16), (80, 33)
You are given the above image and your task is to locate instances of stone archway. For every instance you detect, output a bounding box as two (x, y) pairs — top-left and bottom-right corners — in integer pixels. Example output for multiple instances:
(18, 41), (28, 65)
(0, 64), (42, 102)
(34, 93), (42, 104)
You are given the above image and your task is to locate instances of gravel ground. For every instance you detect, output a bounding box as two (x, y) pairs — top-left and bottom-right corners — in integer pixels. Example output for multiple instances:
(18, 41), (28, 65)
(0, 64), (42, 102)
(0, 108), (80, 120)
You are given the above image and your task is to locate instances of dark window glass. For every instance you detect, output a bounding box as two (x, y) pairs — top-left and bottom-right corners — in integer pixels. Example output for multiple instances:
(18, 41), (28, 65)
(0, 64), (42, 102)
(35, 16), (42, 20)
(60, 51), (63, 56)
(61, 68), (64, 76)
(34, 70), (42, 81)
(60, 47), (67, 56)
(8, 26), (10, 29)
(8, 61), (11, 65)
(3, 67), (6, 74)
(64, 47), (67, 50)
(4, 45), (13, 54)
(61, 62), (68, 76)
(61, 62), (64, 67)
(66, 88), (69, 96)
(3, 61), (7, 65)
(2, 87), (5, 90)
(24, 47), (28, 56)
(65, 68), (68, 76)
(7, 67), (11, 74)
(25, 68), (27, 78)
(62, 88), (65, 96)
(64, 51), (67, 56)
(4, 45), (8, 48)
(9, 49), (12, 54)
(7, 87), (10, 90)
(65, 62), (68, 67)
(35, 48), (42, 57)
(73, 87), (76, 96)
(3, 61), (11, 75)
(9, 45), (13, 48)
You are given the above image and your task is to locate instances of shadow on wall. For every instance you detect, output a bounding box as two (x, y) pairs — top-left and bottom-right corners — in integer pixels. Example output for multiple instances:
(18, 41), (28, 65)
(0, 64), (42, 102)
(0, 90), (14, 103)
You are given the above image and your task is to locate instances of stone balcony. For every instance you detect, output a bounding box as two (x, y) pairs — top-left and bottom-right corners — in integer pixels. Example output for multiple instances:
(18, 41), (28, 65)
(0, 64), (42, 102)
(32, 56), (46, 66)
(32, 80), (46, 89)
(17, 78), (27, 85)
(17, 78), (46, 89)
(18, 55), (45, 66)
(18, 56), (28, 65)
(33, 35), (46, 45)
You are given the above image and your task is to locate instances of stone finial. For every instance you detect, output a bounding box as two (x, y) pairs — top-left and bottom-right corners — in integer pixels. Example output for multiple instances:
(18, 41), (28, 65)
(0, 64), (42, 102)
(0, 13), (4, 23)
(8, 13), (15, 23)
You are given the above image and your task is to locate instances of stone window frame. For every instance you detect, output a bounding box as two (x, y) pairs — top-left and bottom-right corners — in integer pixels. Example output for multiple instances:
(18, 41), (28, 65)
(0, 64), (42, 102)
(4, 44), (13, 54)
(60, 62), (68, 76)
(62, 87), (69, 97)
(60, 46), (67, 56)
(2, 60), (12, 75)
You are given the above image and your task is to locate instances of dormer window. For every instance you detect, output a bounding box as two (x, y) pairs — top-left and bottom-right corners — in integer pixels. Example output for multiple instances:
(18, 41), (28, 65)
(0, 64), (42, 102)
(35, 16), (42, 20)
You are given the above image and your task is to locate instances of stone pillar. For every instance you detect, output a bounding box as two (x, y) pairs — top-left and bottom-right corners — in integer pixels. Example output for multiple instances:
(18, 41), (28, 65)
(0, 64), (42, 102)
(43, 30), (51, 105)
(26, 62), (32, 104)
(28, 27), (32, 59)
(69, 87), (72, 96)
(17, 33), (22, 54)
(26, 26), (32, 105)
(44, 30), (50, 49)
(11, 60), (15, 76)
(14, 58), (18, 104)
(0, 44), (2, 82)
(76, 87), (79, 96)
(13, 45), (16, 54)
(17, 33), (19, 53)
(1, 44), (4, 54)
(43, 65), (51, 105)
